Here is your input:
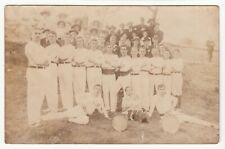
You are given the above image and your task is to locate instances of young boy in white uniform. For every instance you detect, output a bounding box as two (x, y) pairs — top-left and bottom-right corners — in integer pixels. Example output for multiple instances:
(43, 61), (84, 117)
(72, 36), (88, 101)
(68, 84), (109, 124)
(162, 48), (173, 95)
(148, 84), (218, 129)
(171, 49), (184, 108)
(86, 38), (104, 93)
(45, 31), (60, 113)
(116, 45), (132, 92)
(102, 44), (119, 112)
(58, 33), (74, 111)
(25, 29), (49, 127)
(122, 86), (149, 123)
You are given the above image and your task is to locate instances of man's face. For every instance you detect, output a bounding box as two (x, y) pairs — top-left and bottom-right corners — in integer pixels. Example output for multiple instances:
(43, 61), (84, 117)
(172, 50), (180, 58)
(139, 48), (146, 57)
(32, 31), (41, 42)
(158, 88), (166, 96)
(143, 31), (148, 37)
(63, 34), (72, 44)
(106, 45), (113, 54)
(133, 40), (139, 46)
(76, 37), (84, 48)
(120, 47), (128, 56)
(70, 32), (77, 39)
(125, 87), (132, 96)
(163, 50), (170, 59)
(131, 48), (138, 57)
(110, 36), (116, 44)
(48, 33), (57, 44)
(90, 40), (98, 50)
(151, 48), (159, 57)
(58, 22), (65, 28)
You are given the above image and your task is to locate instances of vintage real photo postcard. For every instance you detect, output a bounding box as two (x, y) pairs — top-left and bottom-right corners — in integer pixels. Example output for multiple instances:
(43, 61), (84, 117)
(5, 5), (219, 144)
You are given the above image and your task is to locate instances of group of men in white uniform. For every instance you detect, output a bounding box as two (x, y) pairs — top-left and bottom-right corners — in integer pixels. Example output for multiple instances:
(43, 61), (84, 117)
(25, 25), (184, 127)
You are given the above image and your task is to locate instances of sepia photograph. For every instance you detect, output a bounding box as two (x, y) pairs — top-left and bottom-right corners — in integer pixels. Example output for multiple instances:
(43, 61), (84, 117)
(5, 5), (219, 144)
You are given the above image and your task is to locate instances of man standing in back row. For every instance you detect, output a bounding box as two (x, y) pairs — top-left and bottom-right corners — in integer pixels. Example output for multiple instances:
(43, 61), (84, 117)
(25, 29), (49, 127)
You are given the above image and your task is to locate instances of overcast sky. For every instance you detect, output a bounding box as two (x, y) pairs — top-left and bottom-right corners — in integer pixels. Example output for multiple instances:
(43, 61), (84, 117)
(5, 6), (218, 48)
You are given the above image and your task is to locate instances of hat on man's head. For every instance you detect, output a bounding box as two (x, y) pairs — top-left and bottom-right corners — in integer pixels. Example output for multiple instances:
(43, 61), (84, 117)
(132, 36), (140, 41)
(90, 27), (98, 34)
(71, 24), (81, 31)
(143, 37), (151, 42)
(157, 84), (166, 90)
(40, 10), (51, 16)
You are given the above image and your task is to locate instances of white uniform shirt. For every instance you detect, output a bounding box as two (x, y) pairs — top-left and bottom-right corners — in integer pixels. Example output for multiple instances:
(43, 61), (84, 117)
(171, 58), (183, 73)
(87, 50), (104, 67)
(72, 48), (88, 65)
(119, 56), (132, 72)
(58, 44), (75, 62)
(162, 59), (173, 74)
(102, 53), (119, 69)
(122, 94), (141, 110)
(138, 57), (150, 73)
(149, 56), (164, 74)
(45, 43), (60, 63)
(151, 94), (177, 114)
(25, 41), (48, 66)
(131, 57), (141, 73)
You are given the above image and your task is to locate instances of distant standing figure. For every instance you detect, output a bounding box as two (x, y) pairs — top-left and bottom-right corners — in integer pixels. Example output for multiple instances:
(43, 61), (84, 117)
(206, 40), (215, 62)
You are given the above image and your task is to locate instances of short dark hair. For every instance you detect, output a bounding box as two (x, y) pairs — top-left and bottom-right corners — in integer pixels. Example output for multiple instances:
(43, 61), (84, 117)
(57, 20), (66, 26)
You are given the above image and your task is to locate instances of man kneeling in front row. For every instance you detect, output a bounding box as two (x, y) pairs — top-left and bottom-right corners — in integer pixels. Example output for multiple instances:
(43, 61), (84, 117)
(67, 84), (109, 124)
(42, 84), (109, 124)
(148, 84), (218, 129)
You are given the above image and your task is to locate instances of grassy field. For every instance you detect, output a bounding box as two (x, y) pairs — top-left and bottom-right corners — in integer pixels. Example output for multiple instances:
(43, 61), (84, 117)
(5, 41), (219, 144)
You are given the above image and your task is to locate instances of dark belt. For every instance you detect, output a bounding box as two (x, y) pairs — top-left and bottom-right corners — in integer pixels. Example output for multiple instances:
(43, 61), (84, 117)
(28, 65), (47, 69)
(159, 113), (165, 117)
(130, 72), (140, 75)
(72, 64), (85, 67)
(119, 70), (130, 76)
(87, 66), (101, 68)
(162, 73), (171, 76)
(173, 71), (182, 74)
(58, 61), (71, 64)
(102, 69), (115, 75)
(51, 61), (58, 64)
(149, 72), (161, 75)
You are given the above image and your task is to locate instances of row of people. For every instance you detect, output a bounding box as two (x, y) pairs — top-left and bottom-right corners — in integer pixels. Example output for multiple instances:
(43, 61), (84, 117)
(25, 29), (182, 127)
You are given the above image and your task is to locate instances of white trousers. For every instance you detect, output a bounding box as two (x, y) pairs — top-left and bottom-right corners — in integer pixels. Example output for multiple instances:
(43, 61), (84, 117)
(26, 68), (47, 125)
(58, 64), (73, 110)
(162, 75), (172, 95)
(115, 75), (131, 92)
(45, 64), (58, 112)
(171, 73), (183, 96)
(102, 74), (117, 111)
(131, 74), (142, 99)
(140, 72), (150, 109)
(86, 67), (102, 92)
(149, 74), (163, 106)
(72, 67), (87, 101)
